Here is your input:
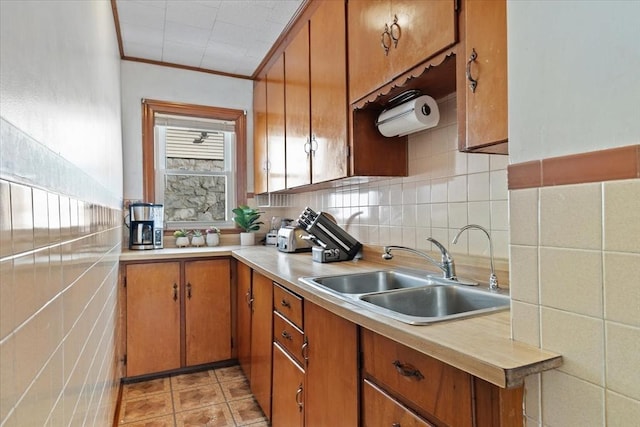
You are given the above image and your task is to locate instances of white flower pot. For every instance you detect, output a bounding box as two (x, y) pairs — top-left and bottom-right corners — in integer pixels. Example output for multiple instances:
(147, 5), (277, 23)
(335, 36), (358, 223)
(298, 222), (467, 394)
(240, 232), (255, 246)
(191, 236), (205, 247)
(175, 236), (190, 247)
(206, 233), (220, 247)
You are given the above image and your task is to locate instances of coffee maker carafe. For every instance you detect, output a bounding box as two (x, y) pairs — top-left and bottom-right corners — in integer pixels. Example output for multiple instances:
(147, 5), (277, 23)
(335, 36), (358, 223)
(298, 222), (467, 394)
(129, 203), (163, 250)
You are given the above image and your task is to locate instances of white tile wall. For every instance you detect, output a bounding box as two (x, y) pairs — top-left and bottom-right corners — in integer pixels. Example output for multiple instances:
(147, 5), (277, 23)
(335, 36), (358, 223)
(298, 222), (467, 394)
(510, 178), (640, 425)
(0, 122), (122, 426)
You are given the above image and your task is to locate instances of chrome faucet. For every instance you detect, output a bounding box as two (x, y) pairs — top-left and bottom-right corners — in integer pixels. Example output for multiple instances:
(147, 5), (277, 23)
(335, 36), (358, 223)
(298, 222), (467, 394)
(382, 237), (457, 280)
(452, 224), (499, 291)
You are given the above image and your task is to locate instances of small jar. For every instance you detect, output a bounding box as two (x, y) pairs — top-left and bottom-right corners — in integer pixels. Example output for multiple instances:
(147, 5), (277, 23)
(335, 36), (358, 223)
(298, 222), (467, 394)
(175, 236), (189, 247)
(206, 233), (220, 247)
(191, 235), (205, 247)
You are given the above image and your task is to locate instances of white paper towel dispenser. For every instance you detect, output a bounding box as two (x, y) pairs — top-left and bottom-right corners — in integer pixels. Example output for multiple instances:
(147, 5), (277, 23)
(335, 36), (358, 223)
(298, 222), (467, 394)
(376, 95), (440, 137)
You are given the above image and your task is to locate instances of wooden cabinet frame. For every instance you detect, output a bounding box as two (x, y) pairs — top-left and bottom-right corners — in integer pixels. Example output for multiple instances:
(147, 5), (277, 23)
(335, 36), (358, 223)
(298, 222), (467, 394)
(141, 99), (247, 207)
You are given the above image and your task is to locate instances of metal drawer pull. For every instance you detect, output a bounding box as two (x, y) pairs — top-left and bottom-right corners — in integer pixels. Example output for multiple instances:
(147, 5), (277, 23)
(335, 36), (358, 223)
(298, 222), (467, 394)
(281, 330), (293, 341)
(392, 424), (401, 427)
(280, 299), (291, 308)
(245, 291), (253, 307)
(295, 384), (304, 411)
(173, 283), (178, 301)
(466, 48), (478, 93)
(392, 360), (425, 380)
(187, 282), (192, 299)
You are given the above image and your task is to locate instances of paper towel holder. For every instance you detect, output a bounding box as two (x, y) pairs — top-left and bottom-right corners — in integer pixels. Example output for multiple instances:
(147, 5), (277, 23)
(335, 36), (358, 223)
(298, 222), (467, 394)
(385, 90), (422, 109)
(375, 90), (423, 127)
(375, 91), (440, 137)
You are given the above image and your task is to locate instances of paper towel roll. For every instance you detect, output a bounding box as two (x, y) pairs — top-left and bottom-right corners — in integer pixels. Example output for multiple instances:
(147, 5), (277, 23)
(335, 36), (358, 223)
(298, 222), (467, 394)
(376, 95), (440, 137)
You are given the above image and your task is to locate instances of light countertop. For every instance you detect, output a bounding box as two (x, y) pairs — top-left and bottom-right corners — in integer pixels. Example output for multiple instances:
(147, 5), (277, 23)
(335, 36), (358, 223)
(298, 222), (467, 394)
(120, 245), (562, 388)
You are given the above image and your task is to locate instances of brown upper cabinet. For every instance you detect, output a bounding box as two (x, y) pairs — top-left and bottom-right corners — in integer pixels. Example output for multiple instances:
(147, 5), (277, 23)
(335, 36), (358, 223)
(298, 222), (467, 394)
(348, 0), (458, 104)
(457, 0), (508, 154)
(253, 78), (268, 194)
(285, 0), (349, 189)
(267, 54), (287, 192)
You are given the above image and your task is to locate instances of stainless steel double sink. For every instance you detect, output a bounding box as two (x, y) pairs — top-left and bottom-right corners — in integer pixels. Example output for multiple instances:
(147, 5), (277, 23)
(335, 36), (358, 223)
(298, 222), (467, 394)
(299, 270), (510, 325)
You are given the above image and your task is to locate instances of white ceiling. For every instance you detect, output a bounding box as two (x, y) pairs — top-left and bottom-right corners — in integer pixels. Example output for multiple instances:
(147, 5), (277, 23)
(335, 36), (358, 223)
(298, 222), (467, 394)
(115, 0), (303, 78)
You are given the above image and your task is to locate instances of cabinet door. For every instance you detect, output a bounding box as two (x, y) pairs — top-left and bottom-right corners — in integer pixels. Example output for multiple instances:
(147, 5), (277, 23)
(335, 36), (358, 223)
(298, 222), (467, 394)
(310, 0), (348, 183)
(304, 302), (358, 426)
(236, 262), (252, 379)
(362, 380), (435, 427)
(184, 259), (231, 366)
(253, 78), (268, 194)
(347, 0), (392, 102)
(285, 23), (311, 189)
(250, 271), (273, 419)
(388, 0), (457, 79)
(267, 54), (286, 192)
(458, 0), (508, 153)
(126, 262), (181, 377)
(272, 343), (305, 427)
(348, 0), (456, 103)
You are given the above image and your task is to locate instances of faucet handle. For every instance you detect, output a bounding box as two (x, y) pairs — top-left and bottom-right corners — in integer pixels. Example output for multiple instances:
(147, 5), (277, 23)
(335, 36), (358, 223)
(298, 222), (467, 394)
(427, 237), (452, 261)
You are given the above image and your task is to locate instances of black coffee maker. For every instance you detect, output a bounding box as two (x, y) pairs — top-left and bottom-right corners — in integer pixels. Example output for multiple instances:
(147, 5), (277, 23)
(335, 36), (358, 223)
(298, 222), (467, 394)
(129, 203), (155, 250)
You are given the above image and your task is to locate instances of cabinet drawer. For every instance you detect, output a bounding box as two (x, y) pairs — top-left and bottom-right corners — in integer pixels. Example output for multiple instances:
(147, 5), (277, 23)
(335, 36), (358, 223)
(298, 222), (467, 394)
(273, 283), (303, 328)
(273, 310), (305, 366)
(361, 329), (473, 427)
(362, 379), (435, 427)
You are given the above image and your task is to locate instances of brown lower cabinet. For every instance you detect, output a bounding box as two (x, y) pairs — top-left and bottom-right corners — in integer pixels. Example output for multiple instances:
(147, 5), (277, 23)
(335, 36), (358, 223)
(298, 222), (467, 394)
(250, 270), (273, 419)
(361, 328), (523, 427)
(124, 258), (232, 378)
(236, 262), (523, 427)
(236, 261), (252, 379)
(272, 343), (305, 427)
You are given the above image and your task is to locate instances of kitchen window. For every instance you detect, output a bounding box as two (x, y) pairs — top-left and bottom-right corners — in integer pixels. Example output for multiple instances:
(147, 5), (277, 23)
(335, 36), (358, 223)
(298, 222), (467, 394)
(155, 114), (236, 229)
(141, 99), (247, 231)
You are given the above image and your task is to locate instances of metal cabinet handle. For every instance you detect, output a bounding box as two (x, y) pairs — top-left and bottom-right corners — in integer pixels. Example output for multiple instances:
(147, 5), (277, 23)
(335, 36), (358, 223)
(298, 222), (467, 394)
(301, 338), (309, 366)
(304, 137), (311, 157)
(311, 135), (318, 157)
(280, 299), (291, 309)
(245, 290), (253, 308)
(173, 283), (178, 301)
(392, 360), (425, 380)
(187, 282), (192, 299)
(381, 23), (392, 55)
(392, 423), (401, 427)
(390, 14), (401, 48)
(295, 383), (304, 412)
(281, 330), (292, 341)
(466, 48), (478, 93)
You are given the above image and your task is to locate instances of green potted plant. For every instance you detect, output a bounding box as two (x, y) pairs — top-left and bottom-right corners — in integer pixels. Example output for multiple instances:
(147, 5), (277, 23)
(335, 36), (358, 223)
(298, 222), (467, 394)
(190, 229), (205, 247)
(173, 229), (190, 247)
(232, 205), (263, 245)
(205, 226), (220, 247)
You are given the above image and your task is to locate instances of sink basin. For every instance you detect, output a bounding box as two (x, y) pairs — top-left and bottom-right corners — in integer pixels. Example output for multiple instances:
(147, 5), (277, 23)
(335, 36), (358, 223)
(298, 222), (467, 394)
(300, 270), (510, 325)
(359, 285), (510, 325)
(308, 270), (433, 294)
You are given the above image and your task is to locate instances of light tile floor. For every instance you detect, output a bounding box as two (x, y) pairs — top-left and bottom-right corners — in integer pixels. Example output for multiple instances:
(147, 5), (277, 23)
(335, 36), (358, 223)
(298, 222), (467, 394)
(118, 365), (269, 427)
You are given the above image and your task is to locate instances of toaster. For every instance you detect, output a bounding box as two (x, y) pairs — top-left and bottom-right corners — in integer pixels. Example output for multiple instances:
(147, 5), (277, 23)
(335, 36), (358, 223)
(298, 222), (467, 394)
(277, 226), (313, 253)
